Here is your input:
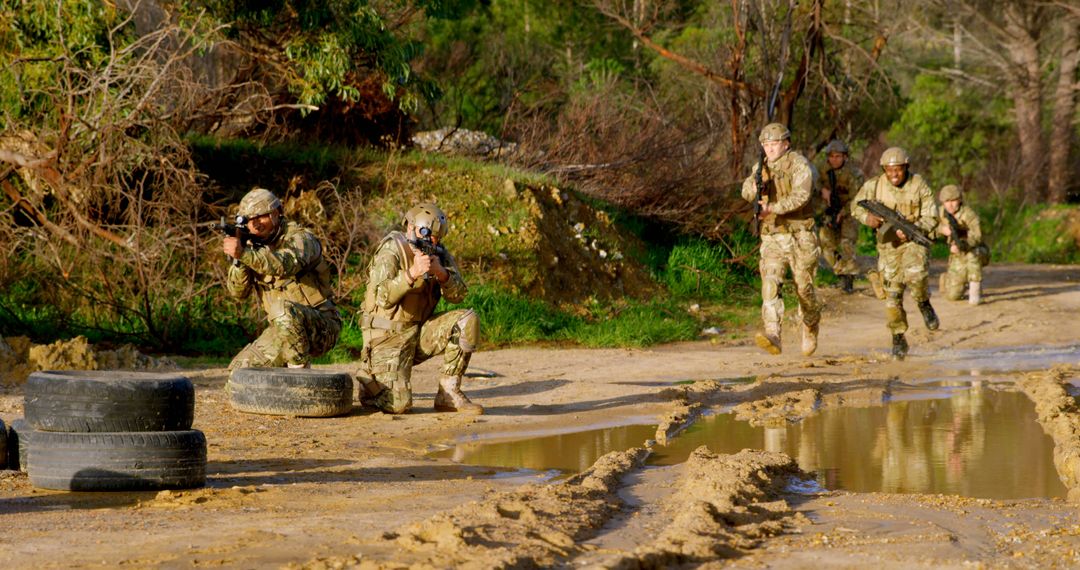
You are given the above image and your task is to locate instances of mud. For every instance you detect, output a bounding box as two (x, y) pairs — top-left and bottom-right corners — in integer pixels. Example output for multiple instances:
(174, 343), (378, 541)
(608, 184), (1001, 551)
(0, 335), (175, 386)
(1019, 365), (1080, 502)
(3, 263), (1080, 568)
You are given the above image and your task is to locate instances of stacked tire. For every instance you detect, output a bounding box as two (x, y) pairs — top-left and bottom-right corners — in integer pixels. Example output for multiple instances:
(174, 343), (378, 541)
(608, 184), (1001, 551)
(19, 370), (206, 491)
(228, 367), (353, 417)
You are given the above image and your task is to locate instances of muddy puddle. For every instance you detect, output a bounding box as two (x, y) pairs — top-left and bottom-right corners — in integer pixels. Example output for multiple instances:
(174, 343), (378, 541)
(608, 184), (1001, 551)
(929, 344), (1080, 375)
(436, 381), (1067, 499)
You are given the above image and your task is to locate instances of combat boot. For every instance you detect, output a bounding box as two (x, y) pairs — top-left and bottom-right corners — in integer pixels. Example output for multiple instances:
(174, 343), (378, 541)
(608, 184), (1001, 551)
(435, 375), (484, 414)
(754, 323), (782, 355)
(840, 275), (854, 294)
(891, 334), (908, 361)
(917, 300), (939, 331)
(969, 282), (981, 305)
(868, 271), (886, 300)
(801, 322), (818, 356)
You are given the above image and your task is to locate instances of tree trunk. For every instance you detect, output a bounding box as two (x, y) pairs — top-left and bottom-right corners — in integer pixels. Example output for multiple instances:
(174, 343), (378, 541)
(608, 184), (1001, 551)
(1003, 5), (1046, 200)
(1048, 15), (1080, 204)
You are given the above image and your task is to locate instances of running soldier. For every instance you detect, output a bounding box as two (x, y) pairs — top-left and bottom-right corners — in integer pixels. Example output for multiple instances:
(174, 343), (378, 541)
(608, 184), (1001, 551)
(741, 122), (821, 356)
(356, 203), (482, 415)
(223, 188), (342, 369)
(817, 139), (865, 294)
(937, 184), (987, 305)
(851, 147), (939, 360)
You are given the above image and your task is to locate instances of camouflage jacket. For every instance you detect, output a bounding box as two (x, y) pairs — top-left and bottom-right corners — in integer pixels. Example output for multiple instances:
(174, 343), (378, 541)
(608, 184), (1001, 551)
(361, 231), (467, 328)
(937, 204), (982, 248)
(740, 149), (816, 234)
(852, 173), (938, 248)
(817, 162), (865, 216)
(226, 219), (334, 320)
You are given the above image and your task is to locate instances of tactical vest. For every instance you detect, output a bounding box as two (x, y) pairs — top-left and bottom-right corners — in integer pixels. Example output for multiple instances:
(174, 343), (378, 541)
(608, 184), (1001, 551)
(761, 151), (816, 234)
(257, 223), (334, 319)
(867, 173), (929, 246)
(361, 232), (441, 330)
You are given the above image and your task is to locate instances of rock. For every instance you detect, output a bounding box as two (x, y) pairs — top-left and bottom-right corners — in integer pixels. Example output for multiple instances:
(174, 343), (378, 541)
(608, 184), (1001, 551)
(410, 128), (517, 157)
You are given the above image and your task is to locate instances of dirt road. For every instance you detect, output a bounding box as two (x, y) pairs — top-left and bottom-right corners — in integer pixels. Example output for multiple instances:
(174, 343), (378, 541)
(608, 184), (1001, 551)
(3, 262), (1080, 568)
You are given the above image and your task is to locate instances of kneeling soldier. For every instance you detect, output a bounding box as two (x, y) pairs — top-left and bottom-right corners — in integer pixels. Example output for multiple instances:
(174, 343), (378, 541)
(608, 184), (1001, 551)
(357, 203), (482, 414)
(937, 184), (987, 305)
(224, 188), (342, 369)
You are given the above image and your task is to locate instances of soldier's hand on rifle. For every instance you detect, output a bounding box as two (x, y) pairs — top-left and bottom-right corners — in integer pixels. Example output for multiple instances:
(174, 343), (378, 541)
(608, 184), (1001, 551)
(896, 229), (908, 242)
(866, 213), (883, 229)
(821, 188), (831, 202)
(429, 255), (450, 283)
(950, 244), (960, 254)
(940, 225), (952, 237)
(757, 200), (771, 219)
(408, 246), (433, 282)
(223, 236), (244, 259)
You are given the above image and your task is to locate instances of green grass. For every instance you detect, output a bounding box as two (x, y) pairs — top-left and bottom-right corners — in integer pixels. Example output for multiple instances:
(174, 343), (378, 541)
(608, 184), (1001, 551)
(984, 201), (1080, 264)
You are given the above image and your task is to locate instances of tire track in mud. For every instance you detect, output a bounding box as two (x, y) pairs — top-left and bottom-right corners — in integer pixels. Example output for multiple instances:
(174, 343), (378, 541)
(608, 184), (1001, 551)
(1019, 365), (1080, 502)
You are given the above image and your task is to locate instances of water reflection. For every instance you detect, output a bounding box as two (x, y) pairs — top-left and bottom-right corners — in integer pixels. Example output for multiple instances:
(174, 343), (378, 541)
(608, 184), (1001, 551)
(433, 424), (657, 473)
(654, 384), (1065, 499)
(437, 384), (1067, 500)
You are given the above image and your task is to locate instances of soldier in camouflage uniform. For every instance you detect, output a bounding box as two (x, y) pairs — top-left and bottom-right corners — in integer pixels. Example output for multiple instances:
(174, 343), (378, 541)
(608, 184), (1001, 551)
(356, 203), (482, 415)
(851, 147), (940, 360)
(937, 185), (987, 305)
(816, 139), (866, 294)
(742, 122), (821, 357)
(224, 188), (342, 369)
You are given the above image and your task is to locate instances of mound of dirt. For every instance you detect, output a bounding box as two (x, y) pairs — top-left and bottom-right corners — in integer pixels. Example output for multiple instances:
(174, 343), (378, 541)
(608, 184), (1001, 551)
(357, 159), (658, 303)
(0, 335), (176, 386)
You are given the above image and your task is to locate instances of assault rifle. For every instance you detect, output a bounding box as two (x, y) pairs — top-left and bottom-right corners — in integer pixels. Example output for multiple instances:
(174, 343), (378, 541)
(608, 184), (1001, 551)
(408, 226), (448, 280)
(857, 199), (934, 248)
(942, 210), (970, 253)
(213, 215), (262, 266)
(752, 153), (767, 236)
(824, 169), (842, 231)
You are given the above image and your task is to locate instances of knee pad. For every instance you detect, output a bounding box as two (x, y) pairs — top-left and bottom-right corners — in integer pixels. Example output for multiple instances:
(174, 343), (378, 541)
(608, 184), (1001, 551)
(455, 309), (480, 352)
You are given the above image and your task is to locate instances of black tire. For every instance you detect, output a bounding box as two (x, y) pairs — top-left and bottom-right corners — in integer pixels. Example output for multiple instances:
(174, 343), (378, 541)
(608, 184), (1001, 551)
(25, 370), (195, 432)
(228, 368), (353, 417)
(8, 419), (33, 472)
(28, 430), (207, 491)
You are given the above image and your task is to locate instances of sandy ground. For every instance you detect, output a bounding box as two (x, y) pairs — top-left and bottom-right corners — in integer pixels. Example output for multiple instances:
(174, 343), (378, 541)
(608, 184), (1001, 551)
(2, 262), (1080, 568)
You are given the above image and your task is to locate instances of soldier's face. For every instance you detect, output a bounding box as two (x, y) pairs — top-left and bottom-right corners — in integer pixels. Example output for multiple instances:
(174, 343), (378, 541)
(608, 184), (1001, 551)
(883, 164), (907, 186)
(246, 210), (280, 239)
(943, 199), (961, 214)
(762, 139), (789, 161)
(827, 152), (846, 169)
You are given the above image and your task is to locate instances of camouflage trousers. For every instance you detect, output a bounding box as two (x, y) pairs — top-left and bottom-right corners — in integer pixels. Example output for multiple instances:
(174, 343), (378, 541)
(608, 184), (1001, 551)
(878, 242), (930, 335)
(358, 309), (479, 414)
(818, 215), (859, 276)
(941, 251), (984, 301)
(229, 302), (342, 369)
(759, 229), (821, 331)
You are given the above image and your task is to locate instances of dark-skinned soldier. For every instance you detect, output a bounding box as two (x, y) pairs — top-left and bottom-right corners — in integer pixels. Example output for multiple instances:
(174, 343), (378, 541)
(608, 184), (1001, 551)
(817, 139), (865, 294)
(937, 184), (987, 305)
(356, 203), (482, 415)
(223, 188), (342, 369)
(851, 147), (940, 360)
(741, 122), (821, 357)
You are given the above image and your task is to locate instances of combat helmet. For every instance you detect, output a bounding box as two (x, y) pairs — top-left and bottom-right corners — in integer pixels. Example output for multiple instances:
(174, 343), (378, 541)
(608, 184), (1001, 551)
(405, 203), (449, 240)
(238, 188), (282, 218)
(758, 122), (791, 143)
(939, 184), (962, 202)
(879, 147), (910, 167)
(823, 139), (849, 155)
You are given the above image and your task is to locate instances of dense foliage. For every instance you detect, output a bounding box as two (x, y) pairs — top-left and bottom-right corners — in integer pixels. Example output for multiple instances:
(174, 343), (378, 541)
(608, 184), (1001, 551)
(0, 1), (1077, 356)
